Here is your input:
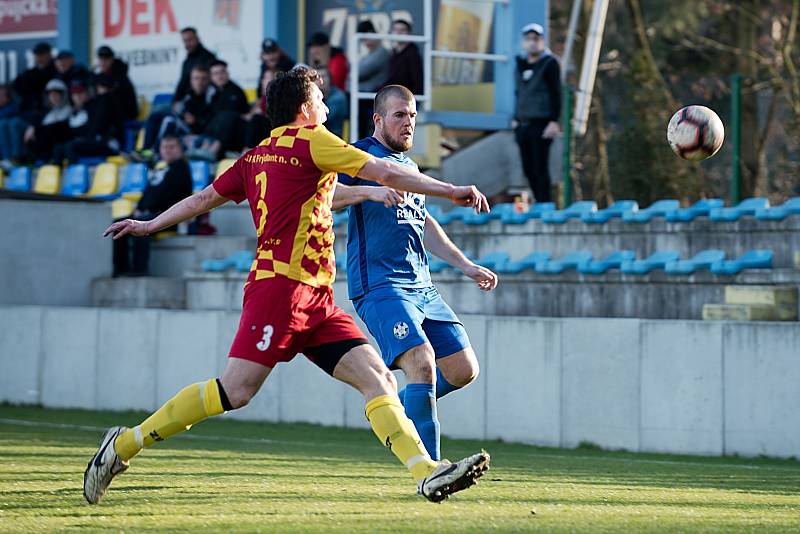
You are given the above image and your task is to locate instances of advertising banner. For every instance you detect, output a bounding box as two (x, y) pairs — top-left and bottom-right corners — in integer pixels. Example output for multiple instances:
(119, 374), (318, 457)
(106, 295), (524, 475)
(91, 0), (263, 99)
(0, 0), (58, 83)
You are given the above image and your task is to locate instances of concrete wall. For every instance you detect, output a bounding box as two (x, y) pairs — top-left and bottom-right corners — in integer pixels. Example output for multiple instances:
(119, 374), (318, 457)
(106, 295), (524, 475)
(2, 305), (799, 459)
(0, 199), (112, 306)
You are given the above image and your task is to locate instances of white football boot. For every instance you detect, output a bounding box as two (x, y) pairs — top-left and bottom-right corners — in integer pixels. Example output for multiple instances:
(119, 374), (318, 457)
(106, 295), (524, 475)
(418, 451), (490, 502)
(83, 426), (130, 504)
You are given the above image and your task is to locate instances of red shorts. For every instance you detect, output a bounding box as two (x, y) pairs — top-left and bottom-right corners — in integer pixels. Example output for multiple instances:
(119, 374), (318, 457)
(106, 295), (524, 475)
(228, 277), (367, 370)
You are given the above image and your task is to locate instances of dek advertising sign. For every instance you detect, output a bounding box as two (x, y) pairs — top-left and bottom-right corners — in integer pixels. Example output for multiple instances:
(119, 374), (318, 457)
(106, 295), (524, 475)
(0, 0), (58, 83)
(91, 0), (263, 98)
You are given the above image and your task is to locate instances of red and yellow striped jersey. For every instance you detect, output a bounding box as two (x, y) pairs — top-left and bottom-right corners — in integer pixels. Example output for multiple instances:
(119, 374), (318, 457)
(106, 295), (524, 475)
(213, 124), (371, 288)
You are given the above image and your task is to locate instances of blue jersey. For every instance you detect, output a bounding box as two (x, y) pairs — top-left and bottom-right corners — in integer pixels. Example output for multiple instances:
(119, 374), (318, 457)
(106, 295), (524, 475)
(338, 137), (432, 299)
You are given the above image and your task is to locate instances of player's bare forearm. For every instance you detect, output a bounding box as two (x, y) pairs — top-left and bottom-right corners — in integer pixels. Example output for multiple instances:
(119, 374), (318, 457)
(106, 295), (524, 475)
(358, 158), (453, 198)
(423, 216), (470, 270)
(331, 183), (371, 211)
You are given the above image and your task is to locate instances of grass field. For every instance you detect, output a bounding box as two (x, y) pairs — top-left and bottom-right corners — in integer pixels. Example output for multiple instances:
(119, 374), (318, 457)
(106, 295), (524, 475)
(1, 405), (799, 533)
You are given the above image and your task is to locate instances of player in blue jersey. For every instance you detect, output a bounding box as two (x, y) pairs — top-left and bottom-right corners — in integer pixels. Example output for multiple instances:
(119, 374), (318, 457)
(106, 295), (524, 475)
(333, 85), (498, 460)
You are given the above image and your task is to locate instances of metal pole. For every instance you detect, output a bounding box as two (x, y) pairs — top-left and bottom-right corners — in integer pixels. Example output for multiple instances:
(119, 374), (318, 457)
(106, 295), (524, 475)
(562, 85), (573, 207)
(562, 0), (583, 83)
(423, 0), (433, 113)
(730, 73), (742, 205)
(348, 30), (359, 143)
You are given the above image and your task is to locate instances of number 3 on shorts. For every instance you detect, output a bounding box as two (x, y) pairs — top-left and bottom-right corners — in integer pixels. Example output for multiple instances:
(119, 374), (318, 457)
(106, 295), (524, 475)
(256, 325), (274, 352)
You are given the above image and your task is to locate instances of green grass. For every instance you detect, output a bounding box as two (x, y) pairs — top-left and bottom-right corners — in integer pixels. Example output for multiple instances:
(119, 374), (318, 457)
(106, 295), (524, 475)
(1, 406), (799, 533)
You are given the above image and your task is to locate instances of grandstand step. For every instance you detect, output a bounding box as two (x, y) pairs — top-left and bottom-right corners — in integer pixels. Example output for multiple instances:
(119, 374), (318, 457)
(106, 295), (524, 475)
(91, 277), (185, 309)
(150, 236), (257, 278)
(702, 304), (780, 321)
(724, 285), (798, 321)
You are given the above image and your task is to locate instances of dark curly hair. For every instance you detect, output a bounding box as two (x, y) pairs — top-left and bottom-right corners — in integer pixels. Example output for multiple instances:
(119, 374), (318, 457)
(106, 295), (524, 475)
(266, 66), (321, 128)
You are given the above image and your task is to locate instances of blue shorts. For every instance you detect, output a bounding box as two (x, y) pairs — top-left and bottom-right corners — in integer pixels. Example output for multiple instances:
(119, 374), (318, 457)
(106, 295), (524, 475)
(352, 286), (470, 368)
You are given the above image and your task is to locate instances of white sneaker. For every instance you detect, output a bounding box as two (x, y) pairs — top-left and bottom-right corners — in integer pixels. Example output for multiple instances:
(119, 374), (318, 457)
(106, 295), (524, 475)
(83, 426), (130, 504)
(418, 451), (490, 502)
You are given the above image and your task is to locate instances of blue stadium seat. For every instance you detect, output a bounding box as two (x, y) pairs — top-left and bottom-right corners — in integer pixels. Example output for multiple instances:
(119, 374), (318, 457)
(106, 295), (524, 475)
(5, 167), (32, 192)
(578, 250), (636, 274)
(709, 197), (769, 222)
(462, 204), (504, 225)
(202, 250), (255, 272)
(581, 200), (638, 224)
(664, 249), (726, 275)
(474, 252), (510, 272)
(233, 251), (256, 272)
(124, 120), (143, 152)
(426, 204), (443, 221)
(710, 249), (773, 275)
(120, 163), (148, 199)
(622, 199), (680, 223)
(333, 210), (349, 227)
(78, 157), (106, 167)
(539, 251), (593, 273)
(499, 202), (556, 224)
(755, 197), (800, 221)
(541, 201), (597, 224)
(152, 93), (174, 109)
(498, 251), (551, 274)
(61, 165), (90, 196)
(427, 255), (451, 273)
(435, 206), (474, 225)
(190, 160), (210, 193)
(620, 250), (681, 274)
(665, 198), (724, 222)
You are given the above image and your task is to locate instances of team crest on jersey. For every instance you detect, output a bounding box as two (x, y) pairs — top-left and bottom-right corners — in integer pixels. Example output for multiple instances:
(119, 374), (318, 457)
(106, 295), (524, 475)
(393, 321), (410, 340)
(396, 192), (425, 226)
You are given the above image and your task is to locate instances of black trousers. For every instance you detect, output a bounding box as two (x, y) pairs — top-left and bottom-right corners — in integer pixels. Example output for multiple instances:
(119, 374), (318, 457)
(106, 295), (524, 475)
(112, 212), (158, 276)
(515, 120), (553, 203)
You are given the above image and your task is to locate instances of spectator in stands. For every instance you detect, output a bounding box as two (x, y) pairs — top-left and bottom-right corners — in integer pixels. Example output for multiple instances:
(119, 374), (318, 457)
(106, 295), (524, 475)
(0, 85), (20, 167)
(54, 50), (91, 88)
(52, 77), (124, 163)
(242, 68), (274, 150)
(173, 27), (217, 105)
(512, 23), (561, 203)
(258, 38), (295, 82)
(307, 31), (349, 91)
(22, 79), (72, 162)
(386, 20), (423, 95)
(356, 20), (390, 138)
(95, 45), (138, 121)
(113, 135), (192, 276)
(318, 68), (348, 138)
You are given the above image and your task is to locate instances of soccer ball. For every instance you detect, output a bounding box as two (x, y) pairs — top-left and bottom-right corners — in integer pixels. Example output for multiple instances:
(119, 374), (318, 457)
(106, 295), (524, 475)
(666, 105), (724, 161)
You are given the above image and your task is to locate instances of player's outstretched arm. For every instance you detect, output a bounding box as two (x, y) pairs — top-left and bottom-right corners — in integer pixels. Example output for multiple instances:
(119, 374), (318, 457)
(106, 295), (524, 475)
(331, 183), (404, 211)
(357, 157), (490, 213)
(103, 185), (230, 240)
(424, 216), (498, 291)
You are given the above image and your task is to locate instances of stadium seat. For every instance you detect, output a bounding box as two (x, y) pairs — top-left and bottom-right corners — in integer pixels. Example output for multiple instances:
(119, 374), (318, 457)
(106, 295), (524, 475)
(4, 167), (32, 192)
(497, 202), (557, 224)
(0, 168), (4, 188)
(426, 204), (443, 221)
(78, 157), (106, 167)
(111, 198), (135, 219)
(333, 210), (349, 227)
(33, 165), (61, 194)
(755, 197), (800, 221)
(233, 251), (256, 272)
(462, 203), (509, 225)
(578, 250), (637, 274)
(215, 158), (236, 180)
(665, 198), (724, 222)
(435, 206), (474, 225)
(120, 163), (148, 200)
(86, 163), (119, 199)
(498, 251), (551, 274)
(151, 93), (174, 109)
(664, 249), (726, 275)
(539, 250), (593, 273)
(124, 120), (143, 152)
(427, 254), (451, 273)
(541, 201), (597, 224)
(620, 250), (681, 274)
(202, 250), (255, 273)
(60, 165), (90, 196)
(709, 197), (769, 222)
(474, 252), (510, 272)
(622, 199), (680, 223)
(190, 160), (210, 192)
(710, 249), (773, 275)
(581, 200), (638, 224)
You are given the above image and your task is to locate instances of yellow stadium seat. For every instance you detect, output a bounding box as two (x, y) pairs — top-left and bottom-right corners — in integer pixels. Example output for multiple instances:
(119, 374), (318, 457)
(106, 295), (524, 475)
(244, 87), (257, 103)
(86, 162), (119, 198)
(0, 168), (5, 189)
(33, 165), (61, 194)
(111, 197), (135, 219)
(215, 158), (236, 180)
(106, 155), (128, 165)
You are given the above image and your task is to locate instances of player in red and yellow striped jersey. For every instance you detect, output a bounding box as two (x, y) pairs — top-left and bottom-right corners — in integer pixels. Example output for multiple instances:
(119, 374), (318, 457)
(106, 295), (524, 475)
(86, 67), (490, 505)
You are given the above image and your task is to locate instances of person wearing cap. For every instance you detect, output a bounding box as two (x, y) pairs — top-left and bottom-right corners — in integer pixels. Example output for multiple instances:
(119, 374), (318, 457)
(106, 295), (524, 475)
(55, 50), (91, 88)
(173, 27), (217, 105)
(307, 31), (349, 91)
(21, 78), (72, 162)
(386, 19), (423, 95)
(11, 42), (56, 120)
(356, 20), (390, 138)
(95, 45), (139, 121)
(512, 22), (561, 203)
(258, 38), (295, 83)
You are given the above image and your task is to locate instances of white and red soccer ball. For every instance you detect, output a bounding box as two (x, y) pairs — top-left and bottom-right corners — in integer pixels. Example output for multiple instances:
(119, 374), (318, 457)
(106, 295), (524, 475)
(667, 105), (724, 161)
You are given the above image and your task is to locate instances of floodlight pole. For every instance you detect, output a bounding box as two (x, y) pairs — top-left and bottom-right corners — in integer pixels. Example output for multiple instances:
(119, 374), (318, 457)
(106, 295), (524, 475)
(730, 73), (742, 205)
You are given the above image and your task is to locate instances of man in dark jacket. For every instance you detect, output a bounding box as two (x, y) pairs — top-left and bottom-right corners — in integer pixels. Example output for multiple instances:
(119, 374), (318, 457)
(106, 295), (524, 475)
(307, 31), (349, 91)
(55, 50), (91, 88)
(258, 38), (296, 82)
(386, 20), (423, 95)
(113, 134), (193, 276)
(12, 42), (57, 121)
(173, 27), (217, 105)
(95, 45), (139, 120)
(512, 23), (561, 203)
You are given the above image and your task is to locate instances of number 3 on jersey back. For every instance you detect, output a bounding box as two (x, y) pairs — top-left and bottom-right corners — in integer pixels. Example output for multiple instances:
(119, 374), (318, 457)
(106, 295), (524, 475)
(255, 171), (268, 237)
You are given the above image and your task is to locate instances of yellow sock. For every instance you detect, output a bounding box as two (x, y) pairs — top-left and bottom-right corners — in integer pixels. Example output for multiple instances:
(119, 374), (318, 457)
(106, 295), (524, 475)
(365, 395), (438, 481)
(114, 379), (226, 461)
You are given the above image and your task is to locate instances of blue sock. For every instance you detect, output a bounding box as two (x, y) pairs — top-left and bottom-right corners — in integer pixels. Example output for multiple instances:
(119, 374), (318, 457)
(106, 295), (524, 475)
(435, 368), (460, 399)
(402, 383), (440, 461)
